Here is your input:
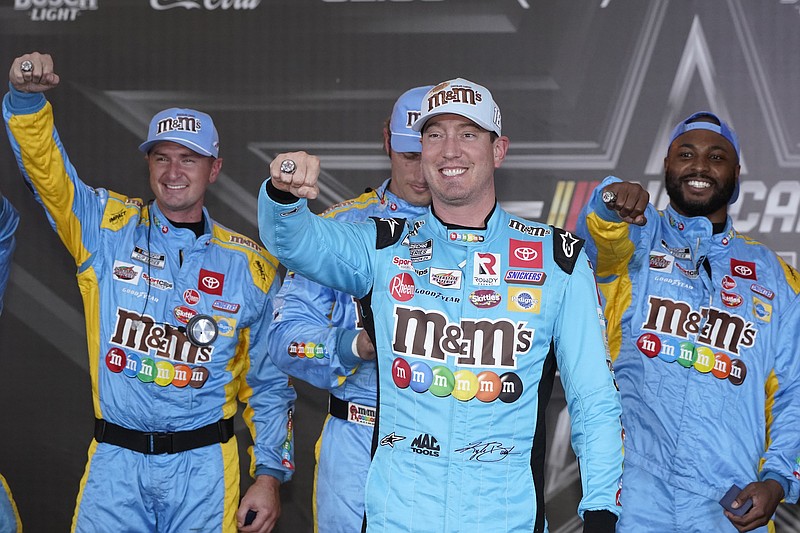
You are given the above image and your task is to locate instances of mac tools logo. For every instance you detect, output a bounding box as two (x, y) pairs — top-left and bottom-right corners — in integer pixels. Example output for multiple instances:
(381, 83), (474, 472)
(151, 0), (260, 10)
(15, 0), (98, 22)
(411, 433), (440, 457)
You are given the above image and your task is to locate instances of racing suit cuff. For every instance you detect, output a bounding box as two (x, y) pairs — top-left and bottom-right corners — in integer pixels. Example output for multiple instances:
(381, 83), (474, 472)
(335, 328), (363, 370)
(582, 510), (617, 533)
(761, 471), (789, 502)
(6, 83), (47, 113)
(254, 465), (289, 483)
(266, 178), (300, 204)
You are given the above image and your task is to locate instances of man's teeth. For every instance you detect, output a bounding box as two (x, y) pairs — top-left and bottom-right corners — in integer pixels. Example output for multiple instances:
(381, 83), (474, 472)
(442, 168), (465, 177)
(165, 184), (187, 190)
(687, 180), (710, 189)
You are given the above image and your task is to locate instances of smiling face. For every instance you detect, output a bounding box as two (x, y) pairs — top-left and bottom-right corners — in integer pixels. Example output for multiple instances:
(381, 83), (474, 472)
(420, 114), (508, 223)
(147, 141), (222, 223)
(664, 128), (740, 224)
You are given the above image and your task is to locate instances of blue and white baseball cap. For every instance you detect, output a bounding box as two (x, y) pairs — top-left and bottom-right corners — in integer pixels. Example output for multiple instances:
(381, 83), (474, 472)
(139, 108), (219, 158)
(412, 78), (501, 136)
(668, 111), (741, 203)
(389, 85), (434, 153)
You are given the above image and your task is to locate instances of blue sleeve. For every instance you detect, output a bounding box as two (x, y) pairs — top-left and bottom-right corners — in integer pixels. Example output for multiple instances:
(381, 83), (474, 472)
(267, 271), (364, 388)
(241, 275), (297, 481)
(554, 248), (623, 518)
(575, 176), (654, 283)
(0, 196), (20, 315)
(257, 179), (376, 299)
(575, 176), (624, 267)
(760, 289), (800, 503)
(3, 86), (107, 267)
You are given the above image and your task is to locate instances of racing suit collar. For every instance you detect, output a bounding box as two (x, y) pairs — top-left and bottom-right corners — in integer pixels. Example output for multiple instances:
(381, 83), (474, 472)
(427, 202), (501, 245)
(663, 205), (736, 265)
(664, 204), (734, 241)
(149, 201), (212, 241)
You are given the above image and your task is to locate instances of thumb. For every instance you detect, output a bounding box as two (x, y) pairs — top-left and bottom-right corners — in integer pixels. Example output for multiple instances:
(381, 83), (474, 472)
(733, 483), (757, 507)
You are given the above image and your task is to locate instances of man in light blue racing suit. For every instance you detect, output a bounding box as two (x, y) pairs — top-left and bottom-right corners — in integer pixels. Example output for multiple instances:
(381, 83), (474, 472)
(4, 52), (295, 533)
(259, 78), (623, 533)
(576, 112), (800, 532)
(0, 192), (19, 316)
(0, 190), (22, 533)
(266, 85), (432, 533)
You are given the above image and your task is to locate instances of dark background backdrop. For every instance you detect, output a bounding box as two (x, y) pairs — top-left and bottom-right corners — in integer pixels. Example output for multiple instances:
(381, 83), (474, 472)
(3, 0), (800, 531)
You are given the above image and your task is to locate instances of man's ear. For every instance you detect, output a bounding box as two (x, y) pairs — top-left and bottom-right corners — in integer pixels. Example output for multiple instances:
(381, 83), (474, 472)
(209, 157), (223, 184)
(493, 136), (510, 168)
(383, 127), (391, 157)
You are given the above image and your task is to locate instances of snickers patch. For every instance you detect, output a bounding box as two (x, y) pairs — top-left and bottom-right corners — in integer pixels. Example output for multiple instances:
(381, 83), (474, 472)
(504, 270), (546, 285)
(212, 300), (241, 314)
(750, 283), (774, 300)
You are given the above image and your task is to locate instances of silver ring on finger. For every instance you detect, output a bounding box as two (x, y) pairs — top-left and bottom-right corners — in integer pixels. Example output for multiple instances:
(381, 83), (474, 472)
(279, 159), (297, 174)
(20, 60), (33, 73)
(602, 190), (617, 205)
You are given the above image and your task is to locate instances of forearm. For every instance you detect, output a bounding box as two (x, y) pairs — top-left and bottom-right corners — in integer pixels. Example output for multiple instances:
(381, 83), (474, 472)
(557, 256), (623, 516)
(4, 87), (102, 262)
(246, 366), (296, 482)
(761, 298), (800, 503)
(268, 319), (362, 389)
(0, 197), (19, 314)
(257, 178), (374, 298)
(0, 196), (19, 249)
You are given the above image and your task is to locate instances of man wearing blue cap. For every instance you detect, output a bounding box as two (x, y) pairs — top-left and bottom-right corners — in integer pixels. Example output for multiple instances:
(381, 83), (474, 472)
(259, 78), (623, 533)
(4, 52), (295, 533)
(577, 112), (800, 532)
(0, 188), (21, 533)
(265, 85), (433, 533)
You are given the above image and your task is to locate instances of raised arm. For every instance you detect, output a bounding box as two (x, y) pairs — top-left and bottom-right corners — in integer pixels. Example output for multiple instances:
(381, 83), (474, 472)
(257, 151), (381, 300)
(4, 51), (108, 265)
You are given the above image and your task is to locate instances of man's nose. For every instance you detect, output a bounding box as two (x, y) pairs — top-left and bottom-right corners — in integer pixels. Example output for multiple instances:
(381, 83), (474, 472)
(168, 159), (183, 177)
(691, 157), (709, 174)
(441, 135), (461, 158)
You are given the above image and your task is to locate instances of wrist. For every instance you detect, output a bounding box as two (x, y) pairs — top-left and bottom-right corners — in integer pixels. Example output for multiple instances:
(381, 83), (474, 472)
(6, 83), (47, 113)
(266, 178), (300, 204)
(761, 472), (787, 500)
(255, 474), (281, 488)
(335, 328), (362, 367)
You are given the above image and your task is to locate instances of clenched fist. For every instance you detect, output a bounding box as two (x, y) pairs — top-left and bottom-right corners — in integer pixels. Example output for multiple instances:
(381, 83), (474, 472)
(269, 151), (321, 200)
(10, 52), (59, 94)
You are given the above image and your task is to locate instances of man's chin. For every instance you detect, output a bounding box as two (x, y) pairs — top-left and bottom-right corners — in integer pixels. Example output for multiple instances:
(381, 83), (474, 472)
(674, 200), (724, 218)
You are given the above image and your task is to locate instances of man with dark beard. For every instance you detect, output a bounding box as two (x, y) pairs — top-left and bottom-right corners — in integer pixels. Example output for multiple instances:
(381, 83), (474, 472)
(577, 111), (800, 532)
